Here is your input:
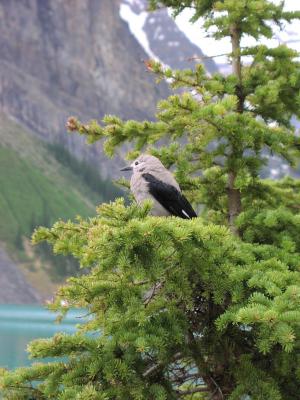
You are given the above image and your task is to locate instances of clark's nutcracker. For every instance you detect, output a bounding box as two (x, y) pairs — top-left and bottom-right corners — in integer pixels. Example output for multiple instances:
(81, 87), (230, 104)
(121, 154), (197, 219)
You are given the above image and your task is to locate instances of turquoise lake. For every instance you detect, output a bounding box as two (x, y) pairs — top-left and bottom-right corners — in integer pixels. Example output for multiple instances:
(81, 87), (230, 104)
(0, 304), (85, 370)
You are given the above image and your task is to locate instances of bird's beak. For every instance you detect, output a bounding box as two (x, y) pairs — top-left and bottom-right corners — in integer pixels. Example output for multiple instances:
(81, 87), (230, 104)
(120, 166), (133, 172)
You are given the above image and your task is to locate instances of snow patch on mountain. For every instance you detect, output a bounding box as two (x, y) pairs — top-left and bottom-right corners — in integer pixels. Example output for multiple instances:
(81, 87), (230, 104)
(120, 3), (159, 61)
(120, 0), (218, 73)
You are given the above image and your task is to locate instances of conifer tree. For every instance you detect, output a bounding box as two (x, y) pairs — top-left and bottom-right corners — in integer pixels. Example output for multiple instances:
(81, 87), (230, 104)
(1, 1), (300, 399)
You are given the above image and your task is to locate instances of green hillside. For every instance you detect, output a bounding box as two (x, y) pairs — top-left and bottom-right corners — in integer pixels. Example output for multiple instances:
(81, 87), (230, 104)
(0, 146), (92, 243)
(0, 113), (121, 290)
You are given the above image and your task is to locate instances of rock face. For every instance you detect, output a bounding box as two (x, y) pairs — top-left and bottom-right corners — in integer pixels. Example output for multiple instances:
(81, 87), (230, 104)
(121, 0), (218, 73)
(0, 0), (168, 176)
(0, 247), (40, 304)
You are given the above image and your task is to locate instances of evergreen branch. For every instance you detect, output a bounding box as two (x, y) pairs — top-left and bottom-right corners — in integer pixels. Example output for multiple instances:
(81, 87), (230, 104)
(170, 370), (202, 385)
(188, 52), (232, 61)
(131, 279), (150, 286)
(208, 376), (224, 400)
(144, 281), (164, 306)
(187, 47), (260, 62)
(3, 385), (46, 399)
(142, 352), (182, 378)
(176, 386), (209, 396)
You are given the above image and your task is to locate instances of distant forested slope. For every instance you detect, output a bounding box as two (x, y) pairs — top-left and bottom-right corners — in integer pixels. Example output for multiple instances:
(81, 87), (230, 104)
(0, 114), (122, 299)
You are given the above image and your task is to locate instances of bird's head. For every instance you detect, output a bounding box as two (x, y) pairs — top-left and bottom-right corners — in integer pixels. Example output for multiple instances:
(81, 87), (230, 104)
(120, 154), (164, 174)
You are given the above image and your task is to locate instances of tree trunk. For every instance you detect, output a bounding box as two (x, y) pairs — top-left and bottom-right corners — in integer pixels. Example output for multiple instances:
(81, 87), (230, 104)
(188, 331), (232, 399)
(228, 23), (243, 236)
(230, 23), (244, 113)
(228, 171), (242, 236)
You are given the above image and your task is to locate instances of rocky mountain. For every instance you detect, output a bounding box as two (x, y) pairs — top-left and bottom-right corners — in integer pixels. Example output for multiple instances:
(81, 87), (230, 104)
(0, 0), (169, 177)
(120, 0), (218, 72)
(0, 247), (40, 304)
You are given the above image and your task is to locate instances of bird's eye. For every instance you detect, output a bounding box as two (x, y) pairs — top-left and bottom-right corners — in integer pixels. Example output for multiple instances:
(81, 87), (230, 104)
(134, 161), (139, 165)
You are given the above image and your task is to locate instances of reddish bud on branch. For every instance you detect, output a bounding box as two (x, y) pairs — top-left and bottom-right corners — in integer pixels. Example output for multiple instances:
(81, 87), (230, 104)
(66, 116), (79, 132)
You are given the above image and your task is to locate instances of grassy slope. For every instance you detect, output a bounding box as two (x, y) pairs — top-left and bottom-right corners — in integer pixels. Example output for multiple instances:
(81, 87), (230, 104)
(0, 113), (119, 297)
(0, 146), (93, 243)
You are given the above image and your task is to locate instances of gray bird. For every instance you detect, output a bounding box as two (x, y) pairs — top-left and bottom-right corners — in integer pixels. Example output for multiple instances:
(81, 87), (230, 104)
(120, 154), (197, 219)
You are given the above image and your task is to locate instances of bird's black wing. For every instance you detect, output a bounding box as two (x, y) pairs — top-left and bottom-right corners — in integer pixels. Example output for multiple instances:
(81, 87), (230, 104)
(142, 173), (197, 219)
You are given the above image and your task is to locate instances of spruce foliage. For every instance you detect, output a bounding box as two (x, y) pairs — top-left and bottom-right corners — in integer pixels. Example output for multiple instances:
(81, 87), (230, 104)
(1, 1), (300, 399)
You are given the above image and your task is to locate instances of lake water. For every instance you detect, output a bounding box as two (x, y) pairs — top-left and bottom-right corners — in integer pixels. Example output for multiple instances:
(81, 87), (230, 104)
(0, 304), (85, 370)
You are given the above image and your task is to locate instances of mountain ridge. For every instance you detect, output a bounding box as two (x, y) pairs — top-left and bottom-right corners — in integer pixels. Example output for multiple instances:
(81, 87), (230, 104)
(0, 0), (169, 177)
